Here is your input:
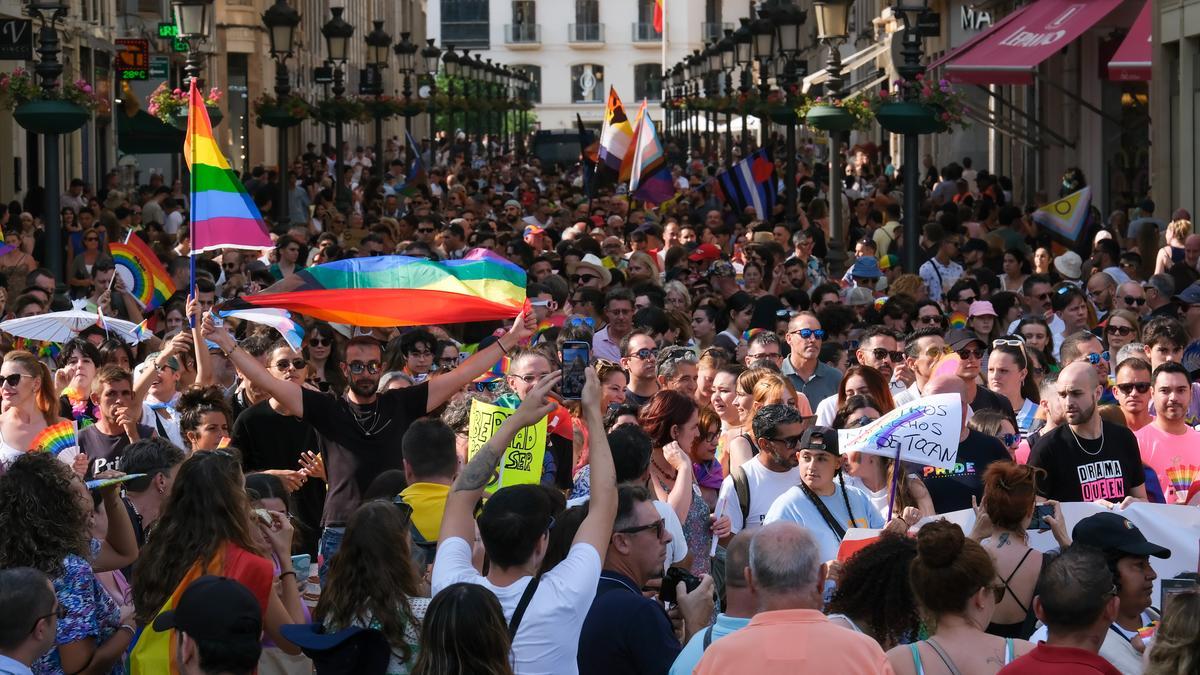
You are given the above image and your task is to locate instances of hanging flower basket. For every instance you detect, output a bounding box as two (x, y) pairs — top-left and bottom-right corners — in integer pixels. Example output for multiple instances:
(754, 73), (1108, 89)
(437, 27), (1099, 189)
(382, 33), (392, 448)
(253, 93), (311, 128)
(875, 101), (945, 135)
(864, 75), (968, 132)
(13, 100), (89, 134)
(149, 83), (223, 128)
(168, 105), (223, 130)
(797, 95), (874, 132)
(803, 104), (854, 131)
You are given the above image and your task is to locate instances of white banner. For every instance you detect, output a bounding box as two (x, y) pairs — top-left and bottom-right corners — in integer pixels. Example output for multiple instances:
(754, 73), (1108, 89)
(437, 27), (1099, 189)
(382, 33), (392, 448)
(837, 393), (963, 469)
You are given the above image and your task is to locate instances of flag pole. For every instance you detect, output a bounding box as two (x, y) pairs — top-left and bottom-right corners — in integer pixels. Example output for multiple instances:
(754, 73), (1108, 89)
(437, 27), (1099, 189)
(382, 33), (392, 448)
(187, 79), (197, 328)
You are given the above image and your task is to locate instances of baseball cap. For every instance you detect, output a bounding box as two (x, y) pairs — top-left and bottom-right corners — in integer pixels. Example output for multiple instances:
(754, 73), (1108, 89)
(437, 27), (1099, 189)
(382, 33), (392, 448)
(688, 243), (722, 262)
(800, 426), (838, 456)
(1072, 512), (1170, 559)
(503, 199), (522, 210)
(845, 286), (874, 306)
(706, 260), (736, 279)
(146, 352), (181, 371)
(523, 224), (545, 237)
(1175, 282), (1200, 306)
(280, 624), (391, 675)
(152, 576), (262, 641)
(878, 254), (899, 271)
(945, 328), (984, 351)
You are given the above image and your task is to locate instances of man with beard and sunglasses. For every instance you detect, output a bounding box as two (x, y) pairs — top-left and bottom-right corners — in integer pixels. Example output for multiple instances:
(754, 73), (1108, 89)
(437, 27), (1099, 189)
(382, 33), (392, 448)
(204, 309), (537, 579)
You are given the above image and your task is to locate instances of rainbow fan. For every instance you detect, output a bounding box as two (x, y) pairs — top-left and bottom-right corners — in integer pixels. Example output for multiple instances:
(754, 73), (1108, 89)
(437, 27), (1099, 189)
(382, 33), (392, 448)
(1166, 464), (1200, 495)
(949, 312), (967, 329)
(29, 421), (78, 459)
(874, 296), (888, 311)
(473, 355), (510, 390)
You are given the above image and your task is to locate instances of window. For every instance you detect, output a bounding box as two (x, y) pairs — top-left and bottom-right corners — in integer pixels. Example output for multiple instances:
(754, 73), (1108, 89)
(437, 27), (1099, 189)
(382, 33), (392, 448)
(633, 64), (662, 101)
(514, 65), (542, 103)
(442, 0), (490, 49)
(573, 0), (601, 41)
(634, 0), (661, 41)
(513, 0), (535, 25)
(706, 0), (722, 24)
(571, 64), (604, 103)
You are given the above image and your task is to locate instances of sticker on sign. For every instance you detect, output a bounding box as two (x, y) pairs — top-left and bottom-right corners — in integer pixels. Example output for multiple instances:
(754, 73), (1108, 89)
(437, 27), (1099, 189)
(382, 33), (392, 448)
(837, 393), (962, 469)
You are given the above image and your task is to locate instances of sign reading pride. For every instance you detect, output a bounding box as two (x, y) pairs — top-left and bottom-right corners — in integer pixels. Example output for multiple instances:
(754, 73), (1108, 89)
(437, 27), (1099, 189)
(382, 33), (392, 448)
(837, 393), (962, 469)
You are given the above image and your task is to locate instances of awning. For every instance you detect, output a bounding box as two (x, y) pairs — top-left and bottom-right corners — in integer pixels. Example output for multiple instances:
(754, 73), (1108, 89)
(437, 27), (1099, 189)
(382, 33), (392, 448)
(1107, 0), (1151, 81)
(939, 0), (1125, 85)
(802, 40), (889, 93)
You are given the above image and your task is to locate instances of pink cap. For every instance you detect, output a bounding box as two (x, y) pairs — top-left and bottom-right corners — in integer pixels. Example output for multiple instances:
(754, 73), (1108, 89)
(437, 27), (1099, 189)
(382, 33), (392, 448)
(968, 300), (997, 318)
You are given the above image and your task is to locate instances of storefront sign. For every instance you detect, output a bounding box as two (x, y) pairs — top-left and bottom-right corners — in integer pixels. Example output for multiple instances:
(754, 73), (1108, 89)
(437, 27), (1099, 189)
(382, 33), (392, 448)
(949, 0), (993, 48)
(115, 38), (150, 80)
(149, 55), (169, 79)
(0, 19), (33, 61)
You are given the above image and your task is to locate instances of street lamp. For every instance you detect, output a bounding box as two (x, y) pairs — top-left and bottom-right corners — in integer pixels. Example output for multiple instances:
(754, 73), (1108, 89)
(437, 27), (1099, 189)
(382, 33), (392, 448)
(769, 0), (808, 232)
(718, 31), (736, 167)
(733, 19), (754, 154)
(472, 53), (487, 155)
(25, 1), (70, 288)
(751, 3), (775, 100)
(364, 21), (392, 178)
(171, 0), (212, 85)
(895, 0), (932, 274)
(813, 0), (852, 276)
(322, 7), (354, 210)
(261, 0), (300, 225)
(394, 31), (421, 145)
(442, 46), (460, 160)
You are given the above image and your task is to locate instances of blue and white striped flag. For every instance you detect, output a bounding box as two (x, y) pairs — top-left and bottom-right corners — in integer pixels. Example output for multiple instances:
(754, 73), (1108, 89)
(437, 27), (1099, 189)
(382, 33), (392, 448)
(715, 149), (777, 220)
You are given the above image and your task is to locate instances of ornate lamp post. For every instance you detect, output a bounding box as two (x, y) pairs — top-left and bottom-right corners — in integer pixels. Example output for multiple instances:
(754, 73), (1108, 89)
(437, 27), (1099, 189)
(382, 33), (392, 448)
(261, 0), (300, 225)
(732, 19), (754, 155)
(718, 30), (736, 167)
(394, 31), (418, 141)
(772, 0), (807, 230)
(442, 46), (460, 160)
(420, 39), (441, 163)
(894, 0), (933, 273)
(365, 20), (392, 179)
(750, 2), (775, 105)
(813, 0), (853, 276)
(322, 7), (353, 210)
(172, 0), (212, 85)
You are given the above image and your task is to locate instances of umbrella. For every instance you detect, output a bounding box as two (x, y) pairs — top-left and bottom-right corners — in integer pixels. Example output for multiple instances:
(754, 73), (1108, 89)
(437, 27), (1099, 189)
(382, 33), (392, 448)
(0, 306), (147, 345)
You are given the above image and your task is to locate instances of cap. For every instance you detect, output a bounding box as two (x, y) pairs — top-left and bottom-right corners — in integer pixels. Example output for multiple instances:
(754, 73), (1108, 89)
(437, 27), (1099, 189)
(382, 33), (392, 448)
(152, 576), (262, 641)
(146, 352), (181, 371)
(878, 254), (899, 271)
(706, 260), (736, 279)
(279, 624), (391, 675)
(688, 243), (722, 262)
(800, 426), (838, 456)
(523, 224), (545, 237)
(566, 253), (613, 286)
(945, 328), (984, 351)
(967, 300), (997, 318)
(846, 286), (874, 306)
(634, 223), (661, 237)
(503, 199), (522, 210)
(1053, 251), (1083, 280)
(1176, 282), (1200, 306)
(850, 256), (882, 279)
(1071, 512), (1170, 559)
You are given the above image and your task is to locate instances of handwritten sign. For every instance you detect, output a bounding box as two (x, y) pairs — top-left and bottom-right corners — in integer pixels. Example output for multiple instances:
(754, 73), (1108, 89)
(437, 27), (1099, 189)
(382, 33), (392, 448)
(0, 19), (33, 61)
(467, 399), (547, 490)
(837, 393), (962, 469)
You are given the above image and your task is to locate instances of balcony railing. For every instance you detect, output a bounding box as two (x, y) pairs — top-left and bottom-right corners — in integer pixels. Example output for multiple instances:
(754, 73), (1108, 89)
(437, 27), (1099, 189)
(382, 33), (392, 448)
(632, 22), (662, 42)
(569, 23), (604, 43)
(702, 22), (734, 41)
(504, 23), (541, 44)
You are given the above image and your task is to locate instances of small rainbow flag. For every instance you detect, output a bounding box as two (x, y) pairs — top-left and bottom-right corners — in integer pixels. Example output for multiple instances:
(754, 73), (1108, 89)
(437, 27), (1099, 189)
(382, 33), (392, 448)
(110, 233), (175, 311)
(874, 296), (888, 311)
(131, 318), (150, 342)
(184, 80), (273, 254)
(1166, 464), (1200, 496)
(949, 312), (967, 329)
(29, 421), (77, 457)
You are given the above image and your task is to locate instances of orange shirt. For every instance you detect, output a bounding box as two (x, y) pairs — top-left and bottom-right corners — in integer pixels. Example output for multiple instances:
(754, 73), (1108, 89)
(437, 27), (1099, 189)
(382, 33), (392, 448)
(693, 609), (894, 675)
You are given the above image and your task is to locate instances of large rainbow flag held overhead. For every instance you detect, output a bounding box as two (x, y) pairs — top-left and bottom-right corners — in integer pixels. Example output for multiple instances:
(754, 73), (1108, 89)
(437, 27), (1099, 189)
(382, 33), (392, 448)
(184, 80), (273, 254)
(110, 232), (175, 310)
(218, 249), (527, 327)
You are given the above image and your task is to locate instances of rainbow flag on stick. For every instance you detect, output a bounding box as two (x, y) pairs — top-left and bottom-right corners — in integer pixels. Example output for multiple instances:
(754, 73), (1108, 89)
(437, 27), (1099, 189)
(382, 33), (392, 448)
(218, 249), (527, 328)
(110, 232), (175, 311)
(184, 80), (273, 255)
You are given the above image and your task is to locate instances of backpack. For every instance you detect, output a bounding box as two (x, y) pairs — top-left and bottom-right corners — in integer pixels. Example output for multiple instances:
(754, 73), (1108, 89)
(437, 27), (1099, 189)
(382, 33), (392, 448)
(732, 464), (751, 526)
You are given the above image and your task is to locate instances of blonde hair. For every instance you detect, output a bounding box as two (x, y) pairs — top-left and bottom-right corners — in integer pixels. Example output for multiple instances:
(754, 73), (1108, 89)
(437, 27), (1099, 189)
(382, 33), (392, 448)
(3, 351), (57, 424)
(1168, 219), (1193, 244)
(1145, 591), (1200, 675)
(626, 252), (660, 286)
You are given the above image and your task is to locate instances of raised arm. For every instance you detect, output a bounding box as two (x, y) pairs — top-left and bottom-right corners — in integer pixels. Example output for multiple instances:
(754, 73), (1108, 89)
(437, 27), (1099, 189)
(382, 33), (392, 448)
(132, 331), (192, 405)
(202, 312), (304, 416)
(426, 309), (537, 413)
(570, 368), (616, 561)
(188, 296), (214, 386)
(440, 372), (561, 545)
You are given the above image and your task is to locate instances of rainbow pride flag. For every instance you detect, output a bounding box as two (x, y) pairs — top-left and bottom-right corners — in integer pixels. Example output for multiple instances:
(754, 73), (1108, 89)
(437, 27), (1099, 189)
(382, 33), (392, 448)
(184, 80), (273, 254)
(110, 233), (175, 310)
(218, 249), (526, 327)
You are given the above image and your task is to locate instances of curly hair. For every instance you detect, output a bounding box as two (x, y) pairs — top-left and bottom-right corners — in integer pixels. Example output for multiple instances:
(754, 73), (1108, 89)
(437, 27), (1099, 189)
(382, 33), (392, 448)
(177, 385), (232, 449)
(132, 451), (260, 624)
(0, 453), (90, 577)
(826, 533), (922, 650)
(317, 500), (422, 667)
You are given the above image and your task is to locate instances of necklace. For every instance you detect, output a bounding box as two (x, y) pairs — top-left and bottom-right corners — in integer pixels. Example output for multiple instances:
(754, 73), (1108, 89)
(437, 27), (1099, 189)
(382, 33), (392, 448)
(1068, 424), (1104, 456)
(348, 396), (391, 437)
(651, 456), (677, 481)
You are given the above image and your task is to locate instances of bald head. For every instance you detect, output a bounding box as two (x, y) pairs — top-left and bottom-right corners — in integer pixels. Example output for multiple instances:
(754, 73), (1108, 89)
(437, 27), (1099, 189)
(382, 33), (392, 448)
(925, 375), (967, 431)
(1057, 361), (1101, 426)
(748, 522), (822, 604)
(725, 530), (753, 589)
(1059, 360), (1100, 390)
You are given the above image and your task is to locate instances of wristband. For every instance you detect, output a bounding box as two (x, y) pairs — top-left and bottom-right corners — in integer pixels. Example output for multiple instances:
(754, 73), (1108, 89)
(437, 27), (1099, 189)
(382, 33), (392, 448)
(279, 570), (297, 581)
(118, 624), (136, 636)
(497, 339), (510, 356)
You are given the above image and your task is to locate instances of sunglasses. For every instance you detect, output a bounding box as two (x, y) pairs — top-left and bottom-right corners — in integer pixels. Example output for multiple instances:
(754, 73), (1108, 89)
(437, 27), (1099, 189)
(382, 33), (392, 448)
(767, 433), (804, 448)
(616, 518), (665, 539)
(789, 328), (826, 340)
(1000, 433), (1020, 447)
(570, 273), (601, 284)
(628, 347), (659, 360)
(1106, 325), (1135, 337)
(1122, 296), (1146, 307)
(918, 315), (943, 325)
(566, 316), (596, 329)
(702, 430), (720, 444)
(0, 373), (29, 388)
(1080, 352), (1110, 365)
(348, 361), (381, 375)
(417, 228), (436, 234)
(308, 338), (330, 347)
(391, 495), (414, 521)
(473, 379), (505, 393)
(273, 358), (307, 371)
(849, 416), (878, 428)
(955, 294), (977, 304)
(1115, 381), (1151, 395)
(870, 348), (905, 362)
(956, 347), (984, 361)
(992, 337), (1025, 349)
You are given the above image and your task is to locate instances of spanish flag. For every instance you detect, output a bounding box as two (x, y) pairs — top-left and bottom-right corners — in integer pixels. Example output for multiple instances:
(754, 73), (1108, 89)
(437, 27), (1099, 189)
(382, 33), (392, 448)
(653, 0), (664, 32)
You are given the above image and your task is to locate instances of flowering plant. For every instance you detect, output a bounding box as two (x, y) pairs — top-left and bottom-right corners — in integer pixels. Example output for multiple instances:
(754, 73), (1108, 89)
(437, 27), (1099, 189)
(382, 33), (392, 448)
(864, 74), (968, 130)
(0, 68), (103, 111)
(148, 82), (222, 123)
(796, 94), (874, 131)
(252, 92), (311, 124)
(310, 96), (368, 123)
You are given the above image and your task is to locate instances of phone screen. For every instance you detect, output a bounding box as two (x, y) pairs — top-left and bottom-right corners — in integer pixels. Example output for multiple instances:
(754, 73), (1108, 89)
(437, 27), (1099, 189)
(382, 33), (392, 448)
(1028, 503), (1055, 530)
(561, 342), (589, 400)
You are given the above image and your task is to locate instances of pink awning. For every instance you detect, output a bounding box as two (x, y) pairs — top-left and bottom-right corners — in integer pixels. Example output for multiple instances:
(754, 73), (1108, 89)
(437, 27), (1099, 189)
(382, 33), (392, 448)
(943, 0), (1125, 85)
(1107, 0), (1151, 81)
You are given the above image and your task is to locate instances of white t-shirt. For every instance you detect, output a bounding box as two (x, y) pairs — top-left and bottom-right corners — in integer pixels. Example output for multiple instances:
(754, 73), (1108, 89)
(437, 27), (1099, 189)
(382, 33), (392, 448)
(140, 397), (183, 449)
(164, 211), (183, 236)
(716, 459), (801, 534)
(815, 393), (839, 426)
(432, 537), (601, 675)
(763, 483), (884, 563)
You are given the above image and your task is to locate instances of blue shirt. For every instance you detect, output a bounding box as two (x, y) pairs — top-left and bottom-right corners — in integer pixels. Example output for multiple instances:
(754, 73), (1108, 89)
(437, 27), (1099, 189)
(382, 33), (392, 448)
(763, 482), (884, 563)
(669, 613), (751, 675)
(578, 571), (681, 675)
(780, 358), (842, 407)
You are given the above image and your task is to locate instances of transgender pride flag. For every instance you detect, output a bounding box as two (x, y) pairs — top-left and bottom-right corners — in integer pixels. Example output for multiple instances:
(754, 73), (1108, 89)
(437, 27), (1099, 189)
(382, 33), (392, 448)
(629, 103), (674, 205)
(183, 80), (273, 254)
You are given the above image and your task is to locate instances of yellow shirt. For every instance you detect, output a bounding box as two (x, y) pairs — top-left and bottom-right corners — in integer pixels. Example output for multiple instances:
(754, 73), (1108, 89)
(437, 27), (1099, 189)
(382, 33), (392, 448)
(400, 482), (451, 541)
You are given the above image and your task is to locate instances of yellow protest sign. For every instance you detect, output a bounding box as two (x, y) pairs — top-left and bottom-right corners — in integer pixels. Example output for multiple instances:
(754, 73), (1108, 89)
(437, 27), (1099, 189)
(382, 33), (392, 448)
(467, 399), (547, 490)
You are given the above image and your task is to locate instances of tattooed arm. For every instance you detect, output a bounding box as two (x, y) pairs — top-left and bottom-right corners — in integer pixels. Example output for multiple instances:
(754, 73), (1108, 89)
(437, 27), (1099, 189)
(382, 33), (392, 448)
(439, 373), (562, 546)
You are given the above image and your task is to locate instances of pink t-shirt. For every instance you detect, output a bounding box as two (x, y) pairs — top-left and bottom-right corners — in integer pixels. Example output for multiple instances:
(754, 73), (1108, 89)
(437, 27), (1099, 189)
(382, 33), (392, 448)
(1133, 423), (1200, 503)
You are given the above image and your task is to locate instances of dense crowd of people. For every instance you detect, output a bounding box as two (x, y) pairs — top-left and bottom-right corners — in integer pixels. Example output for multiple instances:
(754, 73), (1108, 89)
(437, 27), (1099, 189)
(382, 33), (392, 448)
(0, 142), (1197, 675)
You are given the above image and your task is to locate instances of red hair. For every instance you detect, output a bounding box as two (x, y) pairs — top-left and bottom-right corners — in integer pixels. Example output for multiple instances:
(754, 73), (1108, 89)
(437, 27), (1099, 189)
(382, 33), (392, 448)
(639, 390), (698, 448)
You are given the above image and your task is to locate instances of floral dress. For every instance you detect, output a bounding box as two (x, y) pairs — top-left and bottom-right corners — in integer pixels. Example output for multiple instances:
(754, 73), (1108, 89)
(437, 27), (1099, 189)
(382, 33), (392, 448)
(655, 475), (713, 577)
(34, 541), (123, 675)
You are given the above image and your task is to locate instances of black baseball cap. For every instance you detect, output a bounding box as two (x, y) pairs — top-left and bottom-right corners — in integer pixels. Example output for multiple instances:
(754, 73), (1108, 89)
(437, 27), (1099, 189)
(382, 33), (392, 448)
(946, 328), (984, 351)
(800, 426), (838, 456)
(152, 575), (262, 641)
(1072, 512), (1171, 559)
(279, 624), (391, 675)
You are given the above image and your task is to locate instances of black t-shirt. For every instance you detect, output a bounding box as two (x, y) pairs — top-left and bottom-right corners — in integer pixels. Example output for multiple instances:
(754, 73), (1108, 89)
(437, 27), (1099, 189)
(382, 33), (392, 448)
(302, 383), (429, 526)
(972, 386), (1009, 415)
(232, 400), (326, 556)
(79, 423), (156, 478)
(1030, 420), (1145, 503)
(921, 429), (1010, 513)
